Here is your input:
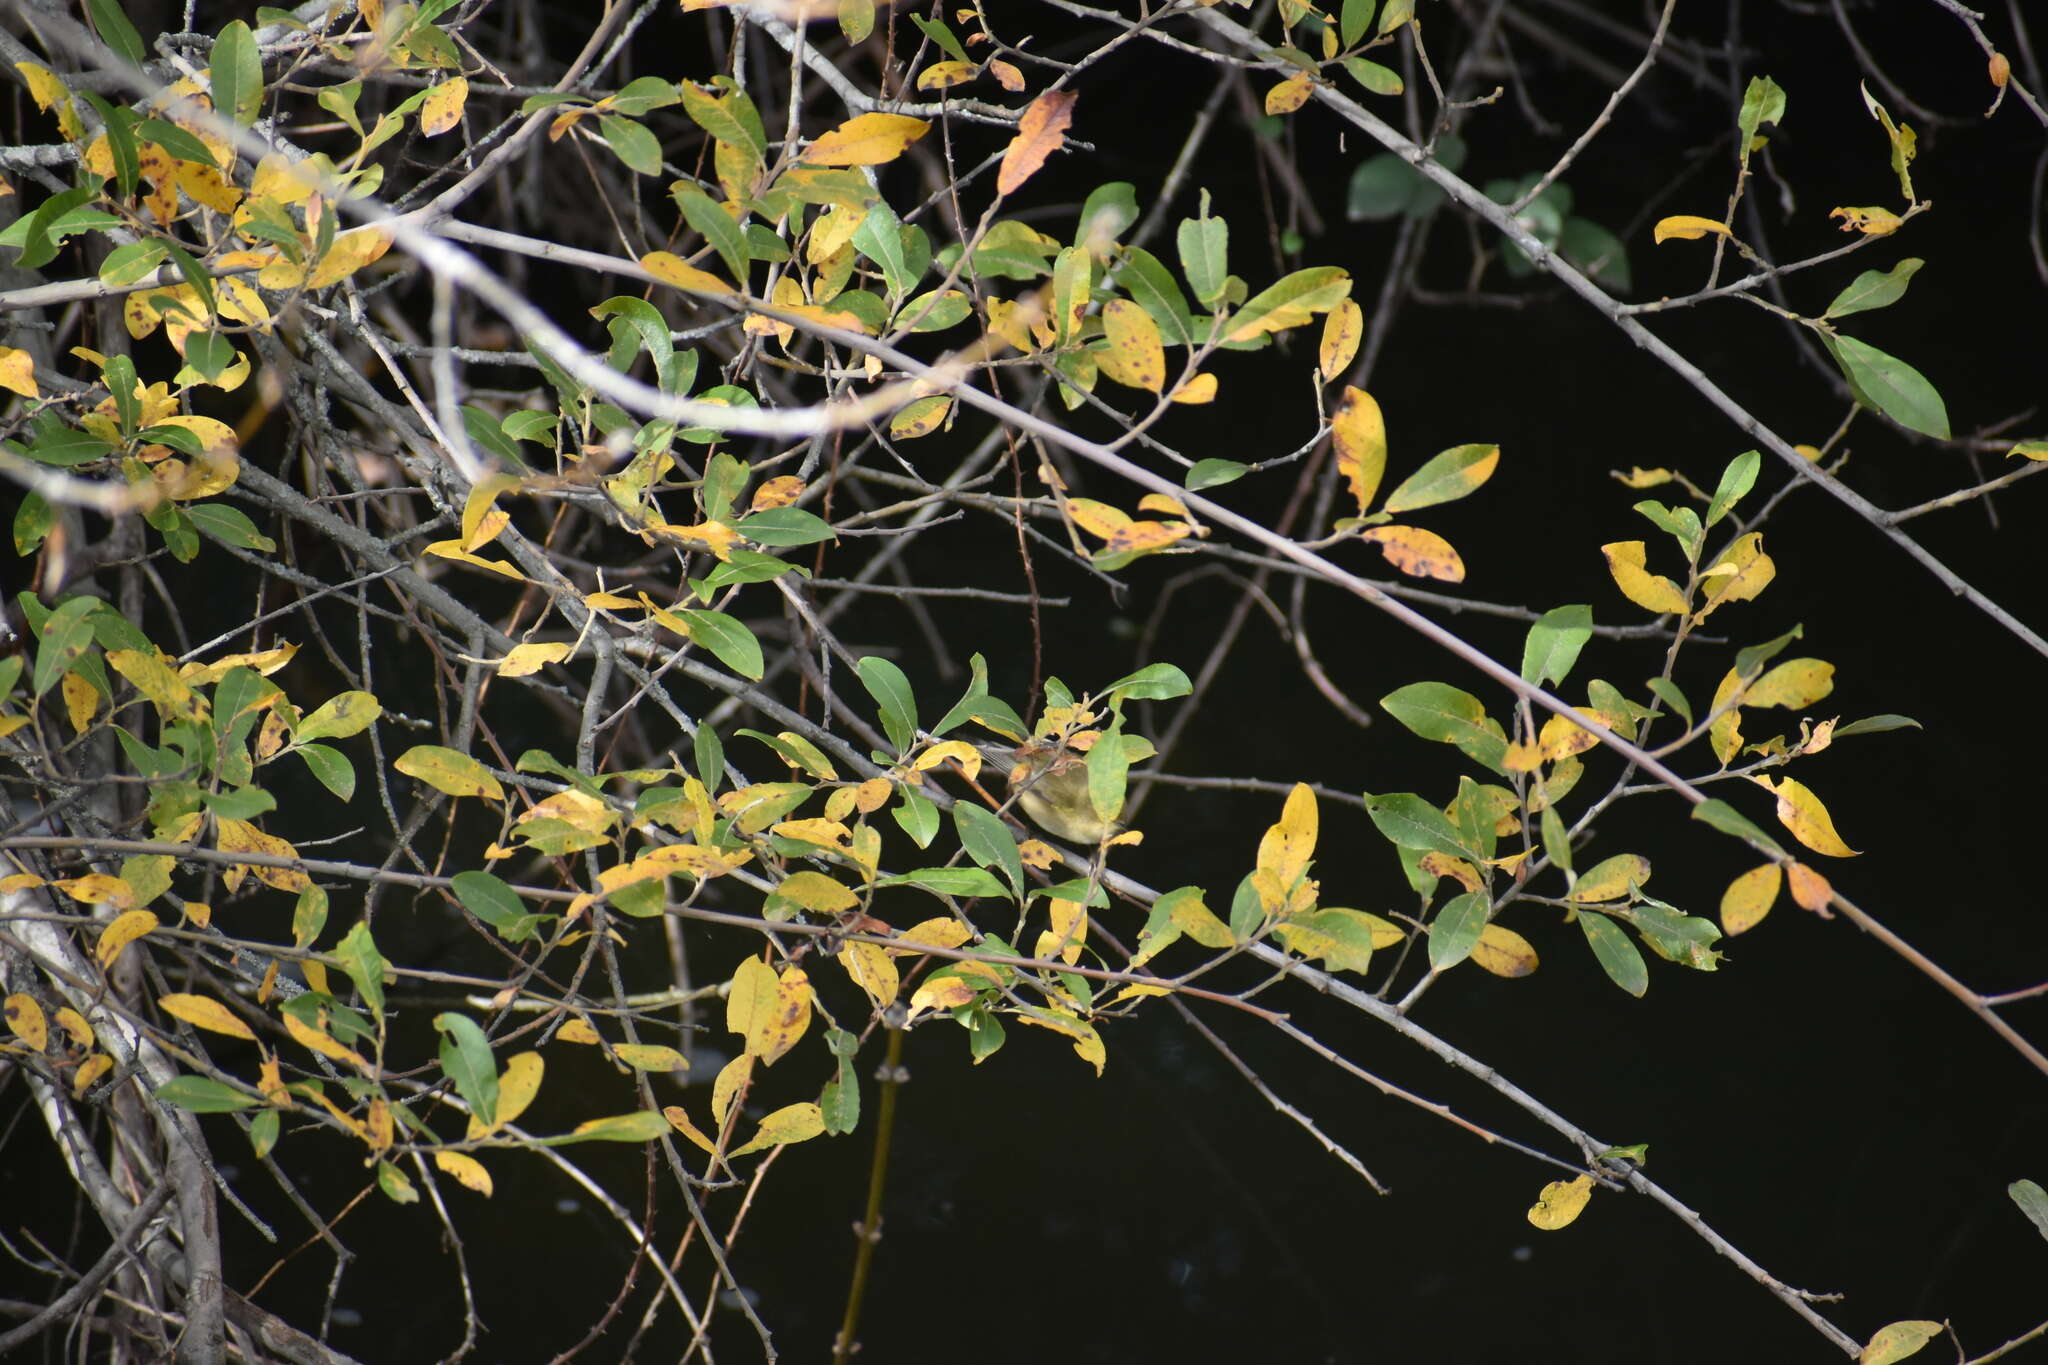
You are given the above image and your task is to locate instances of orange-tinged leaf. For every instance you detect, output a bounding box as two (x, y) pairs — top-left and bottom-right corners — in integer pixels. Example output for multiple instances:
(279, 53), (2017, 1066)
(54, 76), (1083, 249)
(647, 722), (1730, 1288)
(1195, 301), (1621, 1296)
(641, 250), (735, 295)
(434, 1149), (493, 1195)
(1787, 860), (1834, 912)
(1601, 540), (1688, 615)
(1319, 299), (1362, 380)
(1527, 1173), (1594, 1229)
(158, 992), (256, 1040)
(420, 76), (467, 136)
(1360, 525), (1465, 582)
(1265, 74), (1312, 115)
(1753, 776), (1859, 857)
(96, 909), (159, 970)
(1331, 386), (1385, 513)
(5, 993), (48, 1051)
(750, 475), (805, 510)
(1472, 923), (1539, 978)
(1169, 372), (1217, 403)
(988, 59), (1025, 92)
(1652, 214), (1730, 243)
(806, 112), (930, 167)
(997, 90), (1075, 196)
(1097, 299), (1165, 393)
(664, 1104), (718, 1152)
(1720, 862), (1781, 934)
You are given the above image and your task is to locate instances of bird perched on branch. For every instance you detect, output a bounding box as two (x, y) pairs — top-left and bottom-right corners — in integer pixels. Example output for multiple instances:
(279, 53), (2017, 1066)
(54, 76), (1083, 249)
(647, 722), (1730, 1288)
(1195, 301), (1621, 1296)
(973, 737), (1121, 845)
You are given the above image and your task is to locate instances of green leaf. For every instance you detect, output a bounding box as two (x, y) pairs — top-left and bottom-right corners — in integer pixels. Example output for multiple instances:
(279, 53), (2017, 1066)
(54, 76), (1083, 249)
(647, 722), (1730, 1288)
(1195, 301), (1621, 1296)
(156, 1075), (258, 1112)
(1379, 682), (1508, 772)
(1087, 717), (1131, 828)
(1691, 798), (1788, 859)
(1521, 605), (1593, 687)
(539, 1111), (674, 1145)
(852, 197), (917, 298)
(99, 240), (169, 286)
(333, 921), (389, 1017)
(1540, 804), (1572, 875)
(1115, 246), (1197, 346)
(1633, 501), (1702, 558)
(876, 866), (1008, 899)
(296, 743), (356, 801)
(890, 785), (940, 848)
(1103, 662), (1191, 702)
(1077, 181), (1139, 253)
(1737, 75), (1786, 150)
(1383, 443), (1499, 514)
(1580, 911), (1648, 996)
(1427, 891), (1488, 971)
(32, 597), (99, 700)
(679, 82), (767, 163)
(12, 186), (99, 272)
(1704, 449), (1762, 528)
(736, 507), (836, 546)
(599, 115), (664, 177)
(452, 870), (549, 943)
(1624, 898), (1722, 970)
(80, 93), (139, 200)
(2011, 1180), (2048, 1242)
(1364, 792), (1474, 859)
(683, 608), (763, 680)
(1559, 216), (1630, 291)
(1225, 265), (1351, 343)
(85, 0), (146, 66)
(1186, 459), (1248, 490)
(1820, 333), (1949, 439)
(1341, 58), (1402, 96)
(1823, 258), (1923, 320)
(954, 801), (1024, 900)
(13, 492), (53, 556)
(185, 501), (276, 551)
(1832, 713), (1921, 738)
(292, 885), (328, 949)
(674, 183), (751, 289)
(856, 657), (918, 756)
(1340, 0), (1377, 46)
(1177, 196), (1229, 306)
(609, 76), (680, 117)
(1645, 677), (1692, 728)
(435, 1012), (499, 1126)
(211, 21), (264, 128)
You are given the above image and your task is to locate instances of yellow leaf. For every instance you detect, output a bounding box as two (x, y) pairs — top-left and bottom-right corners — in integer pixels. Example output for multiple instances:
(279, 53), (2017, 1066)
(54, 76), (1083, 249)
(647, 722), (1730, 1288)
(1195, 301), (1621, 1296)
(890, 394), (952, 440)
(422, 538), (527, 580)
(908, 972), (982, 1015)
(1359, 525), (1465, 582)
(711, 1052), (754, 1128)
(1016, 1007), (1105, 1075)
(308, 226), (393, 289)
(215, 818), (312, 892)
(1169, 372), (1217, 404)
(1257, 783), (1318, 897)
(997, 91), (1074, 196)
(282, 1008), (373, 1073)
(394, 744), (505, 800)
(497, 641), (572, 677)
(1830, 205), (1901, 236)
(1527, 1173), (1594, 1229)
(1695, 532), (1774, 621)
(556, 1018), (602, 1045)
(61, 671), (98, 733)
(728, 1101), (826, 1156)
(420, 77), (467, 136)
(1096, 299), (1165, 393)
(1471, 924), (1538, 978)
(840, 939), (900, 1008)
(433, 1150), (493, 1195)
(1264, 74), (1313, 115)
(1720, 862), (1781, 935)
(0, 346), (38, 399)
(726, 956), (779, 1044)
(73, 1052), (113, 1095)
(158, 992), (256, 1040)
(1319, 299), (1362, 381)
(806, 112), (931, 167)
(1752, 776), (1859, 857)
(1538, 709), (1619, 762)
(1614, 466), (1673, 488)
(916, 60), (977, 90)
(1652, 215), (1730, 244)
(52, 1007), (93, 1048)
(749, 475), (805, 510)
(1787, 860), (1834, 911)
(5, 993), (49, 1051)
(1600, 540), (1688, 615)
(641, 250), (735, 296)
(894, 918), (974, 954)
(95, 908), (159, 970)
(1859, 1321), (1944, 1365)
(1745, 658), (1834, 709)
(614, 1043), (688, 1072)
(469, 1050), (544, 1136)
(1567, 853), (1650, 903)
(1331, 386), (1385, 513)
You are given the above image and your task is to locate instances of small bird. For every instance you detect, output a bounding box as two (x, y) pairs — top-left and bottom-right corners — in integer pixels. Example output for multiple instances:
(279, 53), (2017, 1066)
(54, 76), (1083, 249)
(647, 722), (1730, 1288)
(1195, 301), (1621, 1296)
(974, 737), (1121, 844)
